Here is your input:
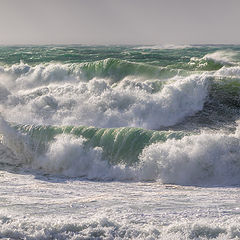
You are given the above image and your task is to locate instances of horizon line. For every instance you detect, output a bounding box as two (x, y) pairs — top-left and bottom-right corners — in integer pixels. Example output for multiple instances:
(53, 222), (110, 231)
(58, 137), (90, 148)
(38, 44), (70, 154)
(0, 43), (240, 47)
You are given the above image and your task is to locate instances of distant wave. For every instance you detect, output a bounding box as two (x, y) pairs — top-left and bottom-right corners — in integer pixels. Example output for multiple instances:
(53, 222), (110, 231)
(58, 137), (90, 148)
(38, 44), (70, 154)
(0, 51), (235, 88)
(0, 59), (179, 85)
(134, 44), (193, 50)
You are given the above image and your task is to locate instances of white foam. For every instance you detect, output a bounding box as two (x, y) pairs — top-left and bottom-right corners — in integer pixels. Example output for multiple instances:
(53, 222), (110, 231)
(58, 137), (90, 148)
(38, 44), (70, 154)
(0, 117), (33, 165)
(215, 66), (240, 77)
(0, 120), (136, 180)
(3, 115), (240, 186)
(1, 215), (239, 239)
(0, 183), (239, 240)
(0, 83), (10, 102)
(139, 128), (240, 185)
(0, 73), (210, 129)
(0, 62), (78, 90)
(135, 44), (192, 50)
(203, 50), (237, 65)
(34, 134), (127, 180)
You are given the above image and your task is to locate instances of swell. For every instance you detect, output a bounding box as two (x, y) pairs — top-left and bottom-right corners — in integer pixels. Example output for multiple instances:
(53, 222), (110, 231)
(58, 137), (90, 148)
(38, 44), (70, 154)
(77, 58), (179, 81)
(0, 54), (233, 87)
(2, 120), (240, 185)
(8, 124), (187, 165)
(0, 58), (180, 84)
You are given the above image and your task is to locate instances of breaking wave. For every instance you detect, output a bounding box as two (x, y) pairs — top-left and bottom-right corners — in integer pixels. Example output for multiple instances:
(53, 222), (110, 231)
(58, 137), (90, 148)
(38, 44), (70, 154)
(1, 117), (240, 185)
(0, 50), (237, 89)
(0, 59), (179, 87)
(1, 47), (240, 185)
(0, 73), (210, 129)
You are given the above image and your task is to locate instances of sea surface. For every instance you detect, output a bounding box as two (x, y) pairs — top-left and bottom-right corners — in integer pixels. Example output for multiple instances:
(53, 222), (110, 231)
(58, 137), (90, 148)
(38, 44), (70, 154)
(0, 45), (240, 239)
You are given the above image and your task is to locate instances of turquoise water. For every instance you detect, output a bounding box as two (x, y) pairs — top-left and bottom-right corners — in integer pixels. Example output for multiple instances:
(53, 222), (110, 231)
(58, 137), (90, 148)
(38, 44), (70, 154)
(0, 45), (239, 66)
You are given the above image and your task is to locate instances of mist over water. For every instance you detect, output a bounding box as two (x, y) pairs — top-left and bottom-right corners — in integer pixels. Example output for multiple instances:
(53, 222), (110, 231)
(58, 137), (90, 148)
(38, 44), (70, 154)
(1, 45), (240, 239)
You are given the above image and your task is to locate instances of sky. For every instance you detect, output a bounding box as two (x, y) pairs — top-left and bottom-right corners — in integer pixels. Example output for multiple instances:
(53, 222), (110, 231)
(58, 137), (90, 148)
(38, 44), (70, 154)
(0, 0), (239, 45)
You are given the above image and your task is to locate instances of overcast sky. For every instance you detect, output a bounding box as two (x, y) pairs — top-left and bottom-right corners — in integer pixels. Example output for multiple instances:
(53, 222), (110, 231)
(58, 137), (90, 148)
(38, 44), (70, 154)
(0, 0), (239, 45)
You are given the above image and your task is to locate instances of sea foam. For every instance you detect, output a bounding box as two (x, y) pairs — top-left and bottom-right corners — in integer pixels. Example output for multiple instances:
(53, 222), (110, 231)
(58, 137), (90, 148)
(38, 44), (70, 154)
(0, 73), (209, 129)
(139, 130), (240, 185)
(2, 116), (240, 185)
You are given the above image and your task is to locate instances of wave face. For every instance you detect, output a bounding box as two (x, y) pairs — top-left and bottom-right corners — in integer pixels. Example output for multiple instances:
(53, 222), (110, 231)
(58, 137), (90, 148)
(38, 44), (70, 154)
(1, 45), (240, 185)
(1, 119), (240, 185)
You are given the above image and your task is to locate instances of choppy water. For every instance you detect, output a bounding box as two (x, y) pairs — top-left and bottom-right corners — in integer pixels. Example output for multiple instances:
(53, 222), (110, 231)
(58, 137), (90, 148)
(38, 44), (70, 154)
(0, 45), (240, 239)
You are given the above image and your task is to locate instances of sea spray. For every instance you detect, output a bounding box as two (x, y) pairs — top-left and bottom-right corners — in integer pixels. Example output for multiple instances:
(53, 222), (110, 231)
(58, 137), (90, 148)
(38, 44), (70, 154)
(0, 73), (210, 129)
(1, 45), (240, 240)
(5, 123), (186, 164)
(0, 117), (33, 165)
(0, 46), (240, 183)
(2, 117), (240, 185)
(139, 129), (240, 185)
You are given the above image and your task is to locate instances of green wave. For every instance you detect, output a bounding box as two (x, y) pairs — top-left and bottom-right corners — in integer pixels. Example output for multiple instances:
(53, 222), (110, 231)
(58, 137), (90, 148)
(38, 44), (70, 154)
(210, 77), (240, 108)
(76, 58), (180, 81)
(13, 124), (188, 165)
(168, 58), (226, 72)
(75, 57), (231, 82)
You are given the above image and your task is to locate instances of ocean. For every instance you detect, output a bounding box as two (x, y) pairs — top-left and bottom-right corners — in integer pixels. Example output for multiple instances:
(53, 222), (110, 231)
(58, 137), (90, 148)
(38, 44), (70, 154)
(0, 44), (240, 239)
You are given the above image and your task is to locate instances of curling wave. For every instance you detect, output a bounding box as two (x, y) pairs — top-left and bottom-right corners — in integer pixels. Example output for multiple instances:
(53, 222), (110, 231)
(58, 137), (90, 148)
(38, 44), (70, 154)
(1, 118), (240, 185)
(0, 59), (179, 88)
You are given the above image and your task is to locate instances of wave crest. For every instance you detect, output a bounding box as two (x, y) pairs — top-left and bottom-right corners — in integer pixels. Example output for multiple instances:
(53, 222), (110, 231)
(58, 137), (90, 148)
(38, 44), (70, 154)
(139, 130), (240, 185)
(2, 117), (240, 185)
(0, 74), (209, 129)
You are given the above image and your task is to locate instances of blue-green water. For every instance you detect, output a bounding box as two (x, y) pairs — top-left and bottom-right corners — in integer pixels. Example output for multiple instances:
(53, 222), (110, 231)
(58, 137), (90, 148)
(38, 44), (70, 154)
(1, 45), (240, 239)
(0, 44), (239, 66)
(0, 44), (240, 181)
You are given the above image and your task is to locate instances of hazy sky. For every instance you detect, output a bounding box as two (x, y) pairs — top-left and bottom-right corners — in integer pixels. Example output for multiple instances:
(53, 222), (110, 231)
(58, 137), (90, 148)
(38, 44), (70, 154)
(0, 0), (239, 45)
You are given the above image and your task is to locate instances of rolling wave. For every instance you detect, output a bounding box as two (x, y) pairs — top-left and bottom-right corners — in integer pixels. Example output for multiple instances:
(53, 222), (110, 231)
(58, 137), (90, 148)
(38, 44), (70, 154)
(0, 59), (179, 87)
(1, 46), (240, 185)
(0, 51), (235, 88)
(2, 69), (240, 130)
(1, 118), (240, 185)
